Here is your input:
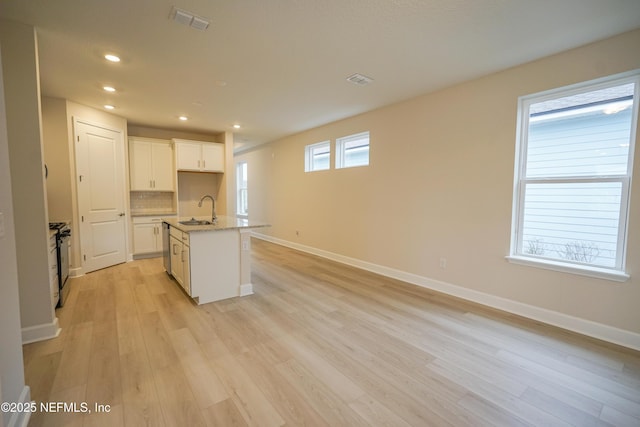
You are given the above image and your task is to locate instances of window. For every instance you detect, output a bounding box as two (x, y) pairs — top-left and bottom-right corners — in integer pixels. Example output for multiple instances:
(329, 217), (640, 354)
(336, 131), (369, 169)
(510, 72), (638, 280)
(305, 141), (330, 172)
(236, 161), (248, 217)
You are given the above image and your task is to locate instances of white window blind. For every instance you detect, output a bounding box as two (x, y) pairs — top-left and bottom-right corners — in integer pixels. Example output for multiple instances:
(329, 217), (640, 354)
(511, 73), (638, 276)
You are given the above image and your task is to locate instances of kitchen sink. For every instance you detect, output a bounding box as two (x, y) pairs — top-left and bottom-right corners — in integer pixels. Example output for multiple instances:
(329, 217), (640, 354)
(179, 219), (213, 226)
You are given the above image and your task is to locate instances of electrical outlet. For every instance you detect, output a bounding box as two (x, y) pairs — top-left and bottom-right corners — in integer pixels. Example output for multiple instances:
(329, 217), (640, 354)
(439, 257), (447, 269)
(295, 230), (300, 236)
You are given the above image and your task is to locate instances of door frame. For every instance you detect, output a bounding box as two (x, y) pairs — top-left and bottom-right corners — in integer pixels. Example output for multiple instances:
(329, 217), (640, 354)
(72, 117), (130, 276)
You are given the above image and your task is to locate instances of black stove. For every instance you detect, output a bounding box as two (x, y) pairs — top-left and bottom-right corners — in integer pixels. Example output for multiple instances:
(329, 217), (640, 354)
(49, 222), (69, 231)
(49, 222), (71, 307)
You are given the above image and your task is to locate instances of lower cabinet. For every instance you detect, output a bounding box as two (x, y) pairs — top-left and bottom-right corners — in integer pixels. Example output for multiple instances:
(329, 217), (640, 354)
(169, 227), (190, 295)
(133, 216), (175, 256)
(182, 244), (190, 295)
(166, 224), (241, 304)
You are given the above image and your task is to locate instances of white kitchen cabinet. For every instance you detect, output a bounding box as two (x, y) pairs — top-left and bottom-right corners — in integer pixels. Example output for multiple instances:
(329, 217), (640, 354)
(133, 216), (174, 255)
(129, 137), (174, 191)
(182, 243), (191, 295)
(163, 217), (267, 304)
(169, 226), (190, 294)
(174, 139), (224, 172)
(174, 141), (201, 171)
(201, 143), (224, 172)
(170, 234), (183, 285)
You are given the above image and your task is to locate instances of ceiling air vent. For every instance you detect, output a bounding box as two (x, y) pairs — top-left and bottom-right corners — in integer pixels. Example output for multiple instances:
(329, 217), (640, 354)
(346, 73), (374, 86)
(169, 6), (210, 31)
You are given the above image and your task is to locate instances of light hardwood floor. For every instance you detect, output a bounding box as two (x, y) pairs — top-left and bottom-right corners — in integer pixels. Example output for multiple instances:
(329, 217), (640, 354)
(23, 238), (640, 426)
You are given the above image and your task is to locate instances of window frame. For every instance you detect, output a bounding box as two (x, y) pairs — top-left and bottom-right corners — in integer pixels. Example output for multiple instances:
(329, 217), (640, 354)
(336, 131), (370, 169)
(508, 71), (639, 282)
(304, 140), (331, 172)
(236, 161), (248, 217)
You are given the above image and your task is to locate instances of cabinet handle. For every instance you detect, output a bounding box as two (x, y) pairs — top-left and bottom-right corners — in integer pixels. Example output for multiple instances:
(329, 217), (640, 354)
(198, 160), (201, 168)
(173, 244), (179, 255)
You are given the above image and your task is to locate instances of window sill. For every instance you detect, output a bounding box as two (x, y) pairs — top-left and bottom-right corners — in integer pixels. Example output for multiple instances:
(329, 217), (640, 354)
(506, 255), (630, 282)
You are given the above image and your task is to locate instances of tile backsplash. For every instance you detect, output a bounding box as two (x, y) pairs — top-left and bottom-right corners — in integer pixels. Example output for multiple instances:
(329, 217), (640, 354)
(130, 191), (175, 215)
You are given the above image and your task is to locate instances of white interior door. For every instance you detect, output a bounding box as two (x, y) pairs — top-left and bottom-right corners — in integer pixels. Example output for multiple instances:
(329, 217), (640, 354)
(75, 120), (126, 273)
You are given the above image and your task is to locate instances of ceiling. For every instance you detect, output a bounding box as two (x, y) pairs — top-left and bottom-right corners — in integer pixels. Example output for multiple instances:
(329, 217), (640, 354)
(1, 0), (639, 152)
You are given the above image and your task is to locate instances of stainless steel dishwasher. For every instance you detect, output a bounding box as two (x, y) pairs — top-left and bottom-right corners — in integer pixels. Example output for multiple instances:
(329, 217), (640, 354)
(162, 221), (171, 273)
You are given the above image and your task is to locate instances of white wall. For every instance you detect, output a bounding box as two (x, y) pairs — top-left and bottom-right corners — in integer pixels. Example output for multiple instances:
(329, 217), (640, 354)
(0, 42), (30, 427)
(41, 97), (72, 223)
(237, 29), (640, 348)
(0, 20), (57, 342)
(177, 172), (221, 217)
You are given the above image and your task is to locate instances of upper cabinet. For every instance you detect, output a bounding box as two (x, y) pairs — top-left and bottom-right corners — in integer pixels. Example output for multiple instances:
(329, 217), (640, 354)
(129, 137), (174, 191)
(174, 139), (224, 173)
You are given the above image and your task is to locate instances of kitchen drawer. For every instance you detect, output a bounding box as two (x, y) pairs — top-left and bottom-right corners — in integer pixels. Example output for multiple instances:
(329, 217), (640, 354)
(132, 215), (174, 224)
(169, 226), (189, 246)
(169, 226), (182, 240)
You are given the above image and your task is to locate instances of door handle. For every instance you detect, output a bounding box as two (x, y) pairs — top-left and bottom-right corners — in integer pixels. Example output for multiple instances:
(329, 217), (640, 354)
(118, 212), (125, 217)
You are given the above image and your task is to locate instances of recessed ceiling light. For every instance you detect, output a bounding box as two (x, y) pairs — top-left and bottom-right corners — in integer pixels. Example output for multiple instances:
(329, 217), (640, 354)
(104, 105), (115, 110)
(179, 116), (188, 121)
(103, 86), (116, 92)
(104, 54), (121, 63)
(233, 124), (241, 129)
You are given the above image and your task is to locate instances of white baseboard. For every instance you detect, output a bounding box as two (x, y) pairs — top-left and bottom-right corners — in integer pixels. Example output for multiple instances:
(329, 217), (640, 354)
(69, 267), (83, 278)
(6, 386), (31, 427)
(253, 233), (640, 351)
(21, 317), (61, 344)
(132, 252), (161, 260)
(240, 283), (254, 296)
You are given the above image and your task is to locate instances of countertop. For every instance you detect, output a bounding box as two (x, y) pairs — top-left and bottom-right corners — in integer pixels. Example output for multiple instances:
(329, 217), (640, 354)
(131, 210), (177, 217)
(163, 215), (270, 233)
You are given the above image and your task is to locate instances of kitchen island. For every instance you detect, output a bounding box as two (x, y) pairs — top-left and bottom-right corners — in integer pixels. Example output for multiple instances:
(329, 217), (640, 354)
(163, 216), (269, 304)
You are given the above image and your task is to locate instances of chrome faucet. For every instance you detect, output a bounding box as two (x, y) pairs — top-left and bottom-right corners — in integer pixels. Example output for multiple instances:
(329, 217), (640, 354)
(198, 194), (217, 222)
